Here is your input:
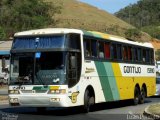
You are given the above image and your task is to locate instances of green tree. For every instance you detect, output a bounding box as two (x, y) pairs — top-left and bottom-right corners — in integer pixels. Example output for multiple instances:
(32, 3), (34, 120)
(125, 28), (141, 40)
(0, 26), (6, 40)
(0, 0), (61, 39)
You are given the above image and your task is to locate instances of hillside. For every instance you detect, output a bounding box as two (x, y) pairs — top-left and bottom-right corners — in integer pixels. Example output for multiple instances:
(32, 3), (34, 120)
(45, 0), (134, 37)
(115, 0), (160, 39)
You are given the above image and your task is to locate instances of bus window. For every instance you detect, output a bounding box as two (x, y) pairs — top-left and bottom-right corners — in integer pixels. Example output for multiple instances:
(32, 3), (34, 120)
(150, 49), (154, 64)
(137, 48), (142, 62)
(132, 47), (137, 62)
(98, 41), (104, 58)
(117, 44), (122, 60)
(142, 49), (146, 62)
(68, 52), (81, 88)
(68, 34), (81, 50)
(123, 46), (128, 61)
(111, 44), (117, 60)
(84, 39), (91, 57)
(104, 42), (110, 59)
(128, 46), (132, 61)
(91, 40), (97, 57)
(146, 49), (150, 63)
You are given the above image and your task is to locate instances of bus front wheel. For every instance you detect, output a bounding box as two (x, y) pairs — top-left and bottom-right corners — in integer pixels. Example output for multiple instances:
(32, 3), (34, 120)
(83, 89), (95, 113)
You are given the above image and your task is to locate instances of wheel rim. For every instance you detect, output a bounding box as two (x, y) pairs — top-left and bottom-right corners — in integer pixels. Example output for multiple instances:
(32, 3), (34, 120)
(140, 88), (145, 104)
(134, 88), (139, 105)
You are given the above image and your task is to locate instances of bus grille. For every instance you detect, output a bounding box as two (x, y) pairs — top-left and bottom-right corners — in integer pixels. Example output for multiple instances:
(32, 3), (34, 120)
(21, 90), (47, 93)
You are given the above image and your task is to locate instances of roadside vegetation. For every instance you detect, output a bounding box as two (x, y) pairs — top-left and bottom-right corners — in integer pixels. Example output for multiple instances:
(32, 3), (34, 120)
(0, 0), (61, 40)
(115, 0), (160, 40)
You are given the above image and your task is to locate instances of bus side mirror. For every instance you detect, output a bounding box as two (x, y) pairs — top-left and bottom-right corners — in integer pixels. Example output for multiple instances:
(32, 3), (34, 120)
(70, 56), (76, 69)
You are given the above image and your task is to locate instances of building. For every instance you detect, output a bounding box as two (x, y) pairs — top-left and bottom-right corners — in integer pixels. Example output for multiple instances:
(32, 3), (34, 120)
(0, 41), (12, 84)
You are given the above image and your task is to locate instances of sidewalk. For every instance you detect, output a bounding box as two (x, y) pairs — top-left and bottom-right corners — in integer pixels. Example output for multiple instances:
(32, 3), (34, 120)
(144, 103), (160, 119)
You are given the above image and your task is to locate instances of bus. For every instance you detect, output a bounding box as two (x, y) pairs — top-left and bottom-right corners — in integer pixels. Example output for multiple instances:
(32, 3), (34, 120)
(9, 28), (156, 112)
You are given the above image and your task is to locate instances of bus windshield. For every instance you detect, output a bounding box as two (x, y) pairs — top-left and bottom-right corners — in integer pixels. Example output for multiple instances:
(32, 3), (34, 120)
(10, 52), (67, 85)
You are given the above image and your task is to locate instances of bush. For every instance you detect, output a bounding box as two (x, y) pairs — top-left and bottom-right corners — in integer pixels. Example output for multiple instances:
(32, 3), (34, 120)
(0, 27), (6, 40)
(125, 28), (141, 39)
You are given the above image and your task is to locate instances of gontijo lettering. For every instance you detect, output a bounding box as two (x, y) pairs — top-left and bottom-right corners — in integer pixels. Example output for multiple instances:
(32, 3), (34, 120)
(124, 66), (141, 73)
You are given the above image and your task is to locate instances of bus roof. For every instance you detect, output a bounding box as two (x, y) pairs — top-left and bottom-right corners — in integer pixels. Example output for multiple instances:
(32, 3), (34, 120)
(14, 28), (153, 48)
(14, 28), (83, 37)
(83, 30), (153, 48)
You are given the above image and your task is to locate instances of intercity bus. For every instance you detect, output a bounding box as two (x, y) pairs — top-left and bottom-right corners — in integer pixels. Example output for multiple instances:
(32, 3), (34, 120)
(9, 28), (156, 112)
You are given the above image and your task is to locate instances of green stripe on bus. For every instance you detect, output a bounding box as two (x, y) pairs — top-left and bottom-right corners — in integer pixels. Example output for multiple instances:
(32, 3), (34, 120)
(91, 32), (102, 38)
(83, 30), (94, 36)
(33, 86), (49, 90)
(95, 61), (113, 101)
(83, 30), (102, 38)
(103, 62), (120, 100)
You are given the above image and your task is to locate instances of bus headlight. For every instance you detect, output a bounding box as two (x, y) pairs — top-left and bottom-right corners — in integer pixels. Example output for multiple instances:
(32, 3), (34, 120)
(9, 90), (20, 94)
(48, 89), (66, 94)
(50, 98), (61, 102)
(10, 98), (19, 103)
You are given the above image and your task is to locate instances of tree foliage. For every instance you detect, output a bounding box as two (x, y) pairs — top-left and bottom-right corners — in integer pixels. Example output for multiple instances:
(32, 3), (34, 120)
(125, 28), (141, 40)
(115, 0), (160, 39)
(0, 0), (61, 40)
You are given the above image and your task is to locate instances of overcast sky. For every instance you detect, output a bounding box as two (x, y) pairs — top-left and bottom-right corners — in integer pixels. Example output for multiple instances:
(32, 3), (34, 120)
(79, 0), (139, 14)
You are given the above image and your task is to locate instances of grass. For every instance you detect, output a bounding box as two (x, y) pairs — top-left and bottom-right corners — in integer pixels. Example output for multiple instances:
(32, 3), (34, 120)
(44, 0), (152, 42)
(45, 0), (135, 37)
(147, 103), (160, 116)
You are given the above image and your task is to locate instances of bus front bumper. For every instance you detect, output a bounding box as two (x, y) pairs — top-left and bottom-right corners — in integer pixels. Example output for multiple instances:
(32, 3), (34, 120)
(8, 94), (69, 107)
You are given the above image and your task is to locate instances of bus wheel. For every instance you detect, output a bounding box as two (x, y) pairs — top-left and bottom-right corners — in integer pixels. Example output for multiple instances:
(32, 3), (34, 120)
(133, 87), (140, 105)
(139, 87), (146, 104)
(83, 90), (92, 113)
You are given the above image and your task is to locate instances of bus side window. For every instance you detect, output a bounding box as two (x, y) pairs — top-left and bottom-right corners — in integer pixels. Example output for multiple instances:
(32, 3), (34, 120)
(104, 42), (110, 59)
(132, 47), (137, 62)
(68, 34), (81, 50)
(150, 49), (154, 64)
(91, 40), (97, 57)
(146, 49), (150, 63)
(111, 44), (117, 60)
(98, 41), (104, 58)
(123, 46), (128, 61)
(117, 44), (122, 60)
(137, 48), (142, 62)
(128, 46), (132, 61)
(142, 49), (146, 62)
(84, 39), (91, 57)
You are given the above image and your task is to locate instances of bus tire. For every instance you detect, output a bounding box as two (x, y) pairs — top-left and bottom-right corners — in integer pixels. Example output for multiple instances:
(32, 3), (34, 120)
(133, 87), (140, 105)
(83, 89), (92, 113)
(139, 87), (146, 104)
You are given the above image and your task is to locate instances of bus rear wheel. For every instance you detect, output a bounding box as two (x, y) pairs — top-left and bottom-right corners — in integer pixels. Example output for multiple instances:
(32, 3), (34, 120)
(139, 87), (146, 104)
(133, 87), (140, 105)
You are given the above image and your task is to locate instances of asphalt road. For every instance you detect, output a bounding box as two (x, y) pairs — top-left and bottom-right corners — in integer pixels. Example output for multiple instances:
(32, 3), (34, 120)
(0, 97), (159, 120)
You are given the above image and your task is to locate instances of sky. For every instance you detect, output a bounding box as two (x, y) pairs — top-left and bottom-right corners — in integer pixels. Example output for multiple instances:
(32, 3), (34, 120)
(79, 0), (139, 14)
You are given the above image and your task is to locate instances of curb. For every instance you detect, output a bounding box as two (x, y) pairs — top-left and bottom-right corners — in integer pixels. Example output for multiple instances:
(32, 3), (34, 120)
(143, 105), (160, 120)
